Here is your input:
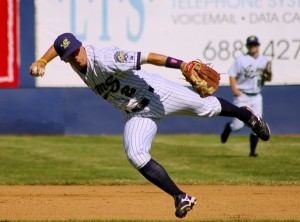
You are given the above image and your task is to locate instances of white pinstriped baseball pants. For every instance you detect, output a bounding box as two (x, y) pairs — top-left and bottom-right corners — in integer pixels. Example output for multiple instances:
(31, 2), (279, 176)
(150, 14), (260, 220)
(123, 78), (222, 169)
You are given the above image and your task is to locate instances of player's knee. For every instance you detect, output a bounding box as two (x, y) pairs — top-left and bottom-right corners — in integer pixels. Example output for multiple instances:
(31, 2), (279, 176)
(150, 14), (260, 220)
(126, 151), (151, 169)
(198, 96), (222, 117)
(231, 121), (245, 131)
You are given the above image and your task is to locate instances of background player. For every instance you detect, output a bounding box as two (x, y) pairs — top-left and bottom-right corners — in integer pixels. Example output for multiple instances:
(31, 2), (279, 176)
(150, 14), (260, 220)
(29, 33), (270, 218)
(221, 36), (272, 157)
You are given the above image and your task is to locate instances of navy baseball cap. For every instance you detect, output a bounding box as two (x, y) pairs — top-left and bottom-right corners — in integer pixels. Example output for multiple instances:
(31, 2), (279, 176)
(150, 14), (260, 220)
(54, 33), (82, 60)
(246, 36), (260, 45)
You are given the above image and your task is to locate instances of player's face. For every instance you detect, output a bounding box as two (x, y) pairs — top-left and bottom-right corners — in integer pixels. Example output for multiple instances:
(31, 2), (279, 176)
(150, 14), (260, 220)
(247, 44), (260, 57)
(64, 47), (87, 69)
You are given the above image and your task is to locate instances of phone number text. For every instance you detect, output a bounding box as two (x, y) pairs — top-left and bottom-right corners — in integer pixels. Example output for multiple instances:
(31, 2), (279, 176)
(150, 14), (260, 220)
(203, 39), (300, 61)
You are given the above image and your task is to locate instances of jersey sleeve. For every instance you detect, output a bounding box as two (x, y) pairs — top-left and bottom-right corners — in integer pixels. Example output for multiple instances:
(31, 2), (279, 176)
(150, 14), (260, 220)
(103, 46), (141, 72)
(227, 58), (240, 78)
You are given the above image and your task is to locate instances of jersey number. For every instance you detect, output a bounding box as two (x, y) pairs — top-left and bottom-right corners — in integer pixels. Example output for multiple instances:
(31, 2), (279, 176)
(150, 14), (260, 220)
(121, 85), (136, 97)
(93, 75), (136, 99)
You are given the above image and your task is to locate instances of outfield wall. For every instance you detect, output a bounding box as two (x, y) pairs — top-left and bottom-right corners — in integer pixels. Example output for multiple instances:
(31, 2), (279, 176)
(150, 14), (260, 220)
(0, 0), (299, 135)
(0, 85), (299, 135)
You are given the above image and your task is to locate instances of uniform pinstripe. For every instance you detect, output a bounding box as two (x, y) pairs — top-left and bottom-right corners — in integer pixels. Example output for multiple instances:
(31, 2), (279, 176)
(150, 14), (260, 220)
(74, 45), (222, 169)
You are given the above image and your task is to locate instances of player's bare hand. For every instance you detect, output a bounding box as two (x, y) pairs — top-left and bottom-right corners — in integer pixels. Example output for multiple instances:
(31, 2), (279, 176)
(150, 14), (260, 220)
(233, 89), (242, 97)
(29, 61), (46, 77)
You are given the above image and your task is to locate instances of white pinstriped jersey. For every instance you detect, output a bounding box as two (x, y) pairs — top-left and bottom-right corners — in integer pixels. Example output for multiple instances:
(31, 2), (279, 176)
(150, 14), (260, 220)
(73, 45), (168, 112)
(72, 44), (221, 117)
(228, 54), (269, 94)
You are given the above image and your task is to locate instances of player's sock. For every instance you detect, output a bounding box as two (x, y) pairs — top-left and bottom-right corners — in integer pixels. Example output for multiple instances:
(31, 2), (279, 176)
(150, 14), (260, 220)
(139, 158), (184, 196)
(217, 97), (252, 122)
(250, 133), (259, 155)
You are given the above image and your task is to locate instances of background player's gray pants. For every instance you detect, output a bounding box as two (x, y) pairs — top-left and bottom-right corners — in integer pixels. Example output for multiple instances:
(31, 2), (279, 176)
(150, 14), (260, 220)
(230, 93), (262, 131)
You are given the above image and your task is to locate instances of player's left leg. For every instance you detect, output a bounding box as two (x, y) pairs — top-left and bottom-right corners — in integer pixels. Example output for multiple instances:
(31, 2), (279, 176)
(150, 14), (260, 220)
(249, 94), (263, 156)
(164, 85), (270, 141)
(123, 115), (197, 218)
(217, 97), (270, 141)
(161, 85), (270, 141)
(250, 133), (259, 157)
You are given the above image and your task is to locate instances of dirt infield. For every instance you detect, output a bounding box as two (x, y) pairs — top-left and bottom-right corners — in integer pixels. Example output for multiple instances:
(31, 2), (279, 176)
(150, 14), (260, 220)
(0, 185), (299, 221)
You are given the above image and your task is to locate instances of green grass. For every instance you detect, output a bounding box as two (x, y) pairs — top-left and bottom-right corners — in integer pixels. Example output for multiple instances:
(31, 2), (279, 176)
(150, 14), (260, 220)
(0, 135), (299, 185)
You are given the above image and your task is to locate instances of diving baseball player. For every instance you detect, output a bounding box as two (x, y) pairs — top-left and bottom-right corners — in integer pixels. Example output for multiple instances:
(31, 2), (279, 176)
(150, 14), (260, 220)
(221, 36), (272, 157)
(29, 33), (271, 218)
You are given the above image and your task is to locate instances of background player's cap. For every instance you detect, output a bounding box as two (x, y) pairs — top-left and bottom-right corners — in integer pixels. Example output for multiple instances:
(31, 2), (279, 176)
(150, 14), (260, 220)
(54, 33), (82, 60)
(246, 36), (260, 45)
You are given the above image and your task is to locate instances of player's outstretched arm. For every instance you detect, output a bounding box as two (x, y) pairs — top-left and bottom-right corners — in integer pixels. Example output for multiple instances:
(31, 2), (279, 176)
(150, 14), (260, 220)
(143, 52), (220, 97)
(142, 52), (186, 70)
(29, 45), (58, 77)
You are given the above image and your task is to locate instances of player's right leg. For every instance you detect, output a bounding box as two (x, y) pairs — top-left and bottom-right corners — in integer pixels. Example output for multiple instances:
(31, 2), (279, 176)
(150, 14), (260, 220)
(221, 94), (249, 143)
(221, 122), (232, 143)
(174, 193), (197, 218)
(123, 115), (197, 218)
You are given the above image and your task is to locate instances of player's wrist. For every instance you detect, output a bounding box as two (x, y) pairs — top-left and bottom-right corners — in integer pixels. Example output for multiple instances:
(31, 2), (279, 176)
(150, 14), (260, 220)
(165, 57), (183, 69)
(37, 58), (48, 65)
(180, 62), (186, 71)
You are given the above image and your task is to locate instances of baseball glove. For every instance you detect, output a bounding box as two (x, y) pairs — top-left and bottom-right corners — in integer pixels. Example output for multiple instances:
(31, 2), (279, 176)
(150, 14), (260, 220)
(261, 61), (272, 86)
(262, 61), (272, 81)
(180, 60), (220, 97)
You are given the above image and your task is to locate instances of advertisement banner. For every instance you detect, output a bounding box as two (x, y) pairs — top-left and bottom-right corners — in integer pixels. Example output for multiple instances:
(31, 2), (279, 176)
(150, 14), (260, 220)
(35, 0), (300, 87)
(0, 0), (19, 88)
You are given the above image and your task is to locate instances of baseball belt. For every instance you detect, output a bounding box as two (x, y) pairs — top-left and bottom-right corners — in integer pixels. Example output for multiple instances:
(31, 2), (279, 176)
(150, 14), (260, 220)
(243, 91), (260, 96)
(131, 86), (154, 112)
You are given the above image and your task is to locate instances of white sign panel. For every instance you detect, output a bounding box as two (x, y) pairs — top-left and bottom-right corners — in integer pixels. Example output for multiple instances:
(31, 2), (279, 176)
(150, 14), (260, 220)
(35, 0), (300, 87)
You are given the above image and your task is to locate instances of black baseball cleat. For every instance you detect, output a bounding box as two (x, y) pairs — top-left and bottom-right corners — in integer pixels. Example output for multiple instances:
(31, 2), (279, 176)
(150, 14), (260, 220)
(221, 122), (232, 143)
(249, 153), (258, 157)
(174, 193), (197, 218)
(242, 106), (271, 141)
